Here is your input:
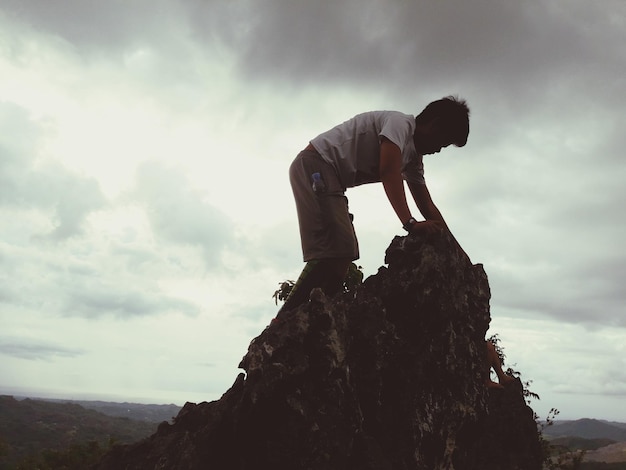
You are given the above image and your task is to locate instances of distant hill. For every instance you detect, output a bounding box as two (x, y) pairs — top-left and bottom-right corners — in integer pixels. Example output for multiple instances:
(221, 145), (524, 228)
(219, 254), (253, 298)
(549, 436), (617, 452)
(0, 395), (172, 469)
(40, 398), (181, 423)
(543, 418), (626, 441)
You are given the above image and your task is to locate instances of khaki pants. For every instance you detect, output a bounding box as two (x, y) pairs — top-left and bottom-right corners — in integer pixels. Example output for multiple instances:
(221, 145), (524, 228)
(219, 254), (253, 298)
(289, 149), (359, 262)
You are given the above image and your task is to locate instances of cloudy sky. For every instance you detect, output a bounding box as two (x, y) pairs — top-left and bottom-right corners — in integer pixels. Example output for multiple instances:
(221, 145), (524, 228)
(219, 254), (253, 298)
(1, 0), (624, 422)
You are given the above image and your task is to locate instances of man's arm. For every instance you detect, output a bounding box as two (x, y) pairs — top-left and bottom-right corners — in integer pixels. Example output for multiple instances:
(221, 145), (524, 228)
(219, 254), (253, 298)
(379, 138), (443, 234)
(379, 138), (413, 226)
(407, 181), (447, 228)
(408, 181), (471, 262)
(379, 138), (470, 264)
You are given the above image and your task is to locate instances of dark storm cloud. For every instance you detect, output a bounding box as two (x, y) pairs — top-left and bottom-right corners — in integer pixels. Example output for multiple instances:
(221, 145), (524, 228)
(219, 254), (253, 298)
(184, 1), (625, 98)
(5, 1), (623, 118)
(0, 1), (201, 103)
(0, 0), (182, 53)
(0, 102), (106, 239)
(7, 1), (621, 87)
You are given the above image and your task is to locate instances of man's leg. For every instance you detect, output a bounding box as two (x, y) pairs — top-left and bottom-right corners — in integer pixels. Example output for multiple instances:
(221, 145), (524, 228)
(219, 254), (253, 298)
(277, 257), (352, 316)
(280, 149), (357, 318)
(321, 258), (353, 296)
(485, 341), (515, 388)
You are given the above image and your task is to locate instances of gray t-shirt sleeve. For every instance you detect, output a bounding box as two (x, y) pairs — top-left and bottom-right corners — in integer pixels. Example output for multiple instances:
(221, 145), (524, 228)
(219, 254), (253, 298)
(378, 113), (426, 185)
(401, 154), (425, 185)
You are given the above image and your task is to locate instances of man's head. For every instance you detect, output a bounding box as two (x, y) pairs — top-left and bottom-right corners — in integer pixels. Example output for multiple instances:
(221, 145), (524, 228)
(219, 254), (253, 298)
(414, 96), (470, 155)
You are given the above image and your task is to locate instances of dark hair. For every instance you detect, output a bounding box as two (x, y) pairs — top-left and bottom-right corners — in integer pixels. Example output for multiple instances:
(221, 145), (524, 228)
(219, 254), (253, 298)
(415, 95), (470, 147)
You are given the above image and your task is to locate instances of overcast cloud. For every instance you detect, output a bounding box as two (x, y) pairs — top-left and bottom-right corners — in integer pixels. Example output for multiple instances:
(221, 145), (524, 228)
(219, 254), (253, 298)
(0, 0), (624, 421)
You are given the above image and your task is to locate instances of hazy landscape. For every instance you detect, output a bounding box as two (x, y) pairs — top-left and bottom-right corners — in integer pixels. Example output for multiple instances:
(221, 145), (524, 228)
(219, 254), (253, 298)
(0, 395), (180, 469)
(1, 394), (626, 469)
(542, 419), (626, 469)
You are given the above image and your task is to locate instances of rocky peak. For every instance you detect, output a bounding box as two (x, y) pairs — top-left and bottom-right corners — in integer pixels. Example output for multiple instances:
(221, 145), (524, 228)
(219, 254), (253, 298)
(96, 232), (542, 470)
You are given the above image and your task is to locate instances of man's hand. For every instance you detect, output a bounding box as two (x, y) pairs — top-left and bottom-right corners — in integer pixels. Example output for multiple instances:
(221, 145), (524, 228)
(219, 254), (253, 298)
(409, 220), (444, 234)
(409, 220), (472, 263)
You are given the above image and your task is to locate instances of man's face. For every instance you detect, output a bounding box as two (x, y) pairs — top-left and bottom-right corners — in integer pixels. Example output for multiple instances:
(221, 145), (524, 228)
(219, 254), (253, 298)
(415, 126), (453, 155)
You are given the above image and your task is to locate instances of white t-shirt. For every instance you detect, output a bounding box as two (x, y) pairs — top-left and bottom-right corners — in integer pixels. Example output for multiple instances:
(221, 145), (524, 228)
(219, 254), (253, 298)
(309, 111), (425, 189)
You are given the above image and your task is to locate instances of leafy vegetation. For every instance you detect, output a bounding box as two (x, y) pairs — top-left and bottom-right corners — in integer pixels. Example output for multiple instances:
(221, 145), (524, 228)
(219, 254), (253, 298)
(487, 334), (540, 403)
(272, 262), (364, 304)
(550, 437), (617, 452)
(538, 408), (588, 470)
(12, 439), (111, 470)
(579, 463), (626, 470)
(487, 335), (592, 470)
(0, 396), (166, 470)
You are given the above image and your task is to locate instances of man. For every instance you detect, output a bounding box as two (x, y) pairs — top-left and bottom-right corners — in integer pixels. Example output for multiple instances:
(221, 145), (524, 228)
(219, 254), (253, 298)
(486, 340), (516, 389)
(279, 95), (470, 315)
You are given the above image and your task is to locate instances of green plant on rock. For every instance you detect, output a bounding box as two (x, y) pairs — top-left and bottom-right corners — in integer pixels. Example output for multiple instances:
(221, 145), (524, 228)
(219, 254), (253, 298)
(343, 262), (364, 294)
(272, 263), (364, 304)
(487, 334), (540, 403)
(272, 280), (295, 305)
(487, 334), (584, 469)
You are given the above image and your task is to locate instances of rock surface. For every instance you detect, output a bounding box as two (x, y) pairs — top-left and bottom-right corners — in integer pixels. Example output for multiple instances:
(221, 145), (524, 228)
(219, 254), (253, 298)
(95, 232), (542, 470)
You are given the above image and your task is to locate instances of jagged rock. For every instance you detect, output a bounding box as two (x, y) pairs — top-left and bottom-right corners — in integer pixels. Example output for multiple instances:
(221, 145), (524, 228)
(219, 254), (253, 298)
(95, 232), (542, 470)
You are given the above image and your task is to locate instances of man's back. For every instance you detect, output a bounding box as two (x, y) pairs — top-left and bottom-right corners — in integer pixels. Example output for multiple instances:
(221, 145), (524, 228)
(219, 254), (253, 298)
(309, 110), (421, 188)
